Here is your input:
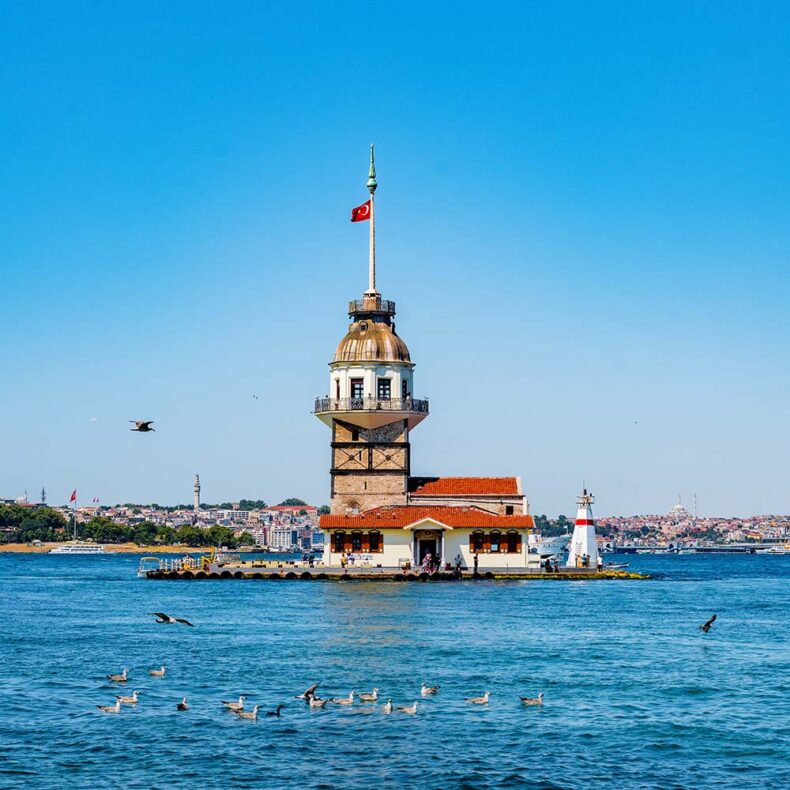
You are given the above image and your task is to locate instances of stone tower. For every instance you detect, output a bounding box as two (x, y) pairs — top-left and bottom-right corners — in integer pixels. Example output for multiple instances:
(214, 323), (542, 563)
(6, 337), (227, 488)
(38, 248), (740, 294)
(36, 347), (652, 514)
(314, 148), (429, 514)
(193, 474), (201, 513)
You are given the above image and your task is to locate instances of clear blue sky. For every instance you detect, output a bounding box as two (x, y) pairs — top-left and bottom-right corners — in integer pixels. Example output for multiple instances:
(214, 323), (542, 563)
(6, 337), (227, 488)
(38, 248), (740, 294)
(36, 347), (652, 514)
(2, 2), (788, 516)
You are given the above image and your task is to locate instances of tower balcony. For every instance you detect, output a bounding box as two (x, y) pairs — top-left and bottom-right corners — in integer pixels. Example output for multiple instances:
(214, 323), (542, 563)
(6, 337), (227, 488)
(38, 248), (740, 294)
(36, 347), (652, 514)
(314, 395), (429, 430)
(348, 298), (396, 318)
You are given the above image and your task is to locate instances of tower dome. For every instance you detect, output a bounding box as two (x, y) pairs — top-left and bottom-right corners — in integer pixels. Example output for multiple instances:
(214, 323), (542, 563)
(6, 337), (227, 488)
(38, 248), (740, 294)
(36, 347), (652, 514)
(334, 319), (411, 363)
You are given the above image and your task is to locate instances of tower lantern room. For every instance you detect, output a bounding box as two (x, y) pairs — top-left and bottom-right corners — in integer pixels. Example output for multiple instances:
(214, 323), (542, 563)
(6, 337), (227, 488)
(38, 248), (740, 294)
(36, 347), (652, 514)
(314, 148), (429, 515)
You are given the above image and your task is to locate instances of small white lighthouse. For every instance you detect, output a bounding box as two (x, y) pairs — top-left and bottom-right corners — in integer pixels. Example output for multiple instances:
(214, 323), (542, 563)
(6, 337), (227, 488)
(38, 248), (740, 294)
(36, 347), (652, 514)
(193, 474), (201, 513)
(566, 488), (599, 568)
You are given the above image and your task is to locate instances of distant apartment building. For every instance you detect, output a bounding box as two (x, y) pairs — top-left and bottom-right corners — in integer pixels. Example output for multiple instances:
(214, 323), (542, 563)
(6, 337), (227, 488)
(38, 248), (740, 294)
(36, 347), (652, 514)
(269, 527), (299, 550)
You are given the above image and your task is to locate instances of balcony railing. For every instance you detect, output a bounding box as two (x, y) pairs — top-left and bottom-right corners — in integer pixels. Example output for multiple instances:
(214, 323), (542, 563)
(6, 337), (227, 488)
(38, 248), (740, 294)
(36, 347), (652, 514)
(348, 299), (396, 316)
(314, 396), (429, 414)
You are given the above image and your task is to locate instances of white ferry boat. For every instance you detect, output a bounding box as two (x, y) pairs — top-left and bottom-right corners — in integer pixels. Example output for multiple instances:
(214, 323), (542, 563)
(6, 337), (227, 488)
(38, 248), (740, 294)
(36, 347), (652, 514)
(49, 542), (108, 555)
(529, 533), (569, 558)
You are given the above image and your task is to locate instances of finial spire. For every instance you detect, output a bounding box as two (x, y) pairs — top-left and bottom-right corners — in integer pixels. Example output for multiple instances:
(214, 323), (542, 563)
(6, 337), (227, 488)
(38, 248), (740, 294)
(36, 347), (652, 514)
(367, 144), (377, 194)
(365, 144), (378, 295)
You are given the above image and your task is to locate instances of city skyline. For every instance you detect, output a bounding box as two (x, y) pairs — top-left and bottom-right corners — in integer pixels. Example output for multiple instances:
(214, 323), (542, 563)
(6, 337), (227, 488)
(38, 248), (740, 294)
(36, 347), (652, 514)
(2, 4), (789, 516)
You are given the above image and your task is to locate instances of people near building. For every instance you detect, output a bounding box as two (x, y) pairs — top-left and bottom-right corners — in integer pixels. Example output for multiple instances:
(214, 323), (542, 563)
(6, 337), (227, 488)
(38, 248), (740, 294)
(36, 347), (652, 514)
(340, 552), (347, 568)
(473, 551), (479, 575)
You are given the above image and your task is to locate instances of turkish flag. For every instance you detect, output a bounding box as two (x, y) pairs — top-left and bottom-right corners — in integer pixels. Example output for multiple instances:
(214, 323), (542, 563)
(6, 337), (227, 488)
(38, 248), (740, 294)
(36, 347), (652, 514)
(351, 200), (371, 222)
(69, 489), (77, 503)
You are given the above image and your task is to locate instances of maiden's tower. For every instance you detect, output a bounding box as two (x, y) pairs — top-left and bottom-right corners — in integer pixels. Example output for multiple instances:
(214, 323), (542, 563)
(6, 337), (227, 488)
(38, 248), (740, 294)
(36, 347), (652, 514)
(314, 148), (535, 571)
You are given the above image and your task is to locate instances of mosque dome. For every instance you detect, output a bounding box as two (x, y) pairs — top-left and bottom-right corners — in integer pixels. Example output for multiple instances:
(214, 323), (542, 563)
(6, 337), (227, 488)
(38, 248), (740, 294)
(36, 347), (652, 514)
(333, 320), (411, 363)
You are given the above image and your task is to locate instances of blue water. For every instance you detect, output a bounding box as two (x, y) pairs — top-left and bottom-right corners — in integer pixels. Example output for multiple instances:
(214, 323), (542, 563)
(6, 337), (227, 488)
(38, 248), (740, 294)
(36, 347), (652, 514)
(1, 553), (788, 789)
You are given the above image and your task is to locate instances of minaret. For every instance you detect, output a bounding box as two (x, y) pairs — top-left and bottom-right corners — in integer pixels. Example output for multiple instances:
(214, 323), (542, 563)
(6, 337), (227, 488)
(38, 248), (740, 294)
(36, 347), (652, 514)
(314, 148), (430, 514)
(566, 488), (600, 568)
(193, 474), (201, 513)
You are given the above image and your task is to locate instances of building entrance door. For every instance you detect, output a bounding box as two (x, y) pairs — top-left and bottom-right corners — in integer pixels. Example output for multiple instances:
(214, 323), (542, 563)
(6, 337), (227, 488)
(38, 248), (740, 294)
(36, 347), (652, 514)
(418, 538), (437, 564)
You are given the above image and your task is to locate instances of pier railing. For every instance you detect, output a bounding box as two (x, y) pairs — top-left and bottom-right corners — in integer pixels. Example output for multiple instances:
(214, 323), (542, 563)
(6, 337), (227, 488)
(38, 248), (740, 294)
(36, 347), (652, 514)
(314, 396), (429, 415)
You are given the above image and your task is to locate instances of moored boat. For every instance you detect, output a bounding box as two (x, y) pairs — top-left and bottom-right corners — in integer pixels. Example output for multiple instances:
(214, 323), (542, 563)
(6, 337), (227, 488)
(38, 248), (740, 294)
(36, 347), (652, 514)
(50, 542), (108, 555)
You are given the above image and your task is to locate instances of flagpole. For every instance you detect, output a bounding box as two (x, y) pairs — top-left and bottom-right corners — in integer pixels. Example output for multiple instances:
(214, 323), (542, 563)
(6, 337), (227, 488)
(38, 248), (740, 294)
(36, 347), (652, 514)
(366, 144), (378, 295)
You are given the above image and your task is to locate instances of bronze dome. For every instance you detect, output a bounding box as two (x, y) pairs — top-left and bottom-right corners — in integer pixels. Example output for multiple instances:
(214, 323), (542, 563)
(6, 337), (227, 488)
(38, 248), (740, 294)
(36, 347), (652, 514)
(333, 320), (411, 363)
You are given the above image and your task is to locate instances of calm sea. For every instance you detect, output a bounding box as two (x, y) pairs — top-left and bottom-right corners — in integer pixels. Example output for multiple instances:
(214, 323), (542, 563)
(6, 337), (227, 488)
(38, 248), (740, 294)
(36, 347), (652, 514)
(1, 553), (788, 789)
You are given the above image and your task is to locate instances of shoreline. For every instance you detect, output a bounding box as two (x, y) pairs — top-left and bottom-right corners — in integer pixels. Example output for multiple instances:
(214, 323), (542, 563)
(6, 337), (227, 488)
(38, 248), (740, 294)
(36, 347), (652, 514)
(0, 542), (216, 554)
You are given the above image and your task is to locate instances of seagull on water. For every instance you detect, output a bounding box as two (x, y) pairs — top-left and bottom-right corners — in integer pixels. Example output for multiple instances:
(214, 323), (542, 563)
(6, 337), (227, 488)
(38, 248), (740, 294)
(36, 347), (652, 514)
(700, 614), (717, 633)
(295, 682), (320, 700)
(421, 683), (440, 696)
(97, 700), (121, 714)
(309, 696), (328, 709)
(382, 699), (393, 714)
(396, 701), (419, 714)
(130, 420), (155, 432)
(329, 691), (355, 705)
(520, 692), (544, 706)
(359, 688), (378, 703)
(221, 696), (245, 711)
(148, 612), (194, 627)
(149, 666), (166, 677)
(232, 705), (259, 720)
(266, 704), (285, 717)
(107, 668), (128, 683)
(116, 690), (141, 705)
(466, 691), (491, 705)
(177, 698), (189, 711)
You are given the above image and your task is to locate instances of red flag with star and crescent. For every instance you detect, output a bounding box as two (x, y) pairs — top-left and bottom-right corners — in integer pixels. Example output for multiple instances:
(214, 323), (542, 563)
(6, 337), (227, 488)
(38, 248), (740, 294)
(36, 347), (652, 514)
(350, 200), (371, 222)
(69, 489), (77, 503)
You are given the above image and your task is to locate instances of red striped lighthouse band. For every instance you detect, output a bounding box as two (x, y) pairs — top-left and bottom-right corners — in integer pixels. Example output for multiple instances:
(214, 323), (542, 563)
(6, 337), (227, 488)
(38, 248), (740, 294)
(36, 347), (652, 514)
(350, 200), (371, 222)
(575, 519), (595, 525)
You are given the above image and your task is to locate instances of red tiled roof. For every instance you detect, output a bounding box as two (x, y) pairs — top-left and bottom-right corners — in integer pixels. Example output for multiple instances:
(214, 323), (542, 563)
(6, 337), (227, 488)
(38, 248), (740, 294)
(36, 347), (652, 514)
(320, 505), (534, 529)
(408, 477), (520, 497)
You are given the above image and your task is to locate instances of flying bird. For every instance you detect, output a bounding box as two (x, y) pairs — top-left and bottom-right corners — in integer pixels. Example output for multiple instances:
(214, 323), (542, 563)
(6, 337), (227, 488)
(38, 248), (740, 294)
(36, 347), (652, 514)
(520, 692), (544, 706)
(177, 698), (189, 711)
(295, 682), (320, 700)
(700, 614), (717, 633)
(148, 612), (194, 626)
(266, 704), (285, 717)
(130, 420), (155, 432)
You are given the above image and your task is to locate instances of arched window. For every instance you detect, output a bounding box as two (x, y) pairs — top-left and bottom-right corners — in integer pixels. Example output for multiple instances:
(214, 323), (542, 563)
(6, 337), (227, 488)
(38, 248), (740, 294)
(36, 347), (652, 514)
(470, 531), (484, 552)
(332, 531), (346, 553)
(506, 531), (521, 553)
(351, 531), (363, 552)
(490, 531), (502, 553)
(369, 531), (382, 553)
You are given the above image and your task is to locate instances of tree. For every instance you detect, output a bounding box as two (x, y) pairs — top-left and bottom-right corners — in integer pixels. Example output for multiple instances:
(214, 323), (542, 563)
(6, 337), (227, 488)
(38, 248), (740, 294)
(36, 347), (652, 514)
(279, 498), (307, 506)
(318, 505), (330, 515)
(237, 531), (255, 546)
(0, 505), (68, 543)
(238, 499), (267, 511)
